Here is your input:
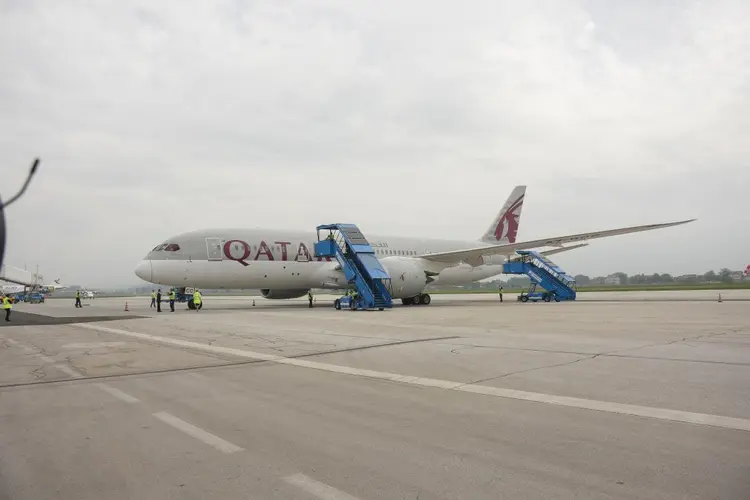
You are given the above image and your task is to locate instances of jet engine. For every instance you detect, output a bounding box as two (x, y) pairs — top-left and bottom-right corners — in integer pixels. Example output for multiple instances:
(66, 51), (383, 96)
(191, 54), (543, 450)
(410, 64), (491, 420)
(260, 289), (310, 300)
(379, 256), (430, 299)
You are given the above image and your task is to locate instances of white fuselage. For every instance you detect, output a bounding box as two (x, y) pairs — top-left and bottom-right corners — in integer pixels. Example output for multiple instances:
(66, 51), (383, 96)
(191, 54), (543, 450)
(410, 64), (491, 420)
(136, 228), (510, 298)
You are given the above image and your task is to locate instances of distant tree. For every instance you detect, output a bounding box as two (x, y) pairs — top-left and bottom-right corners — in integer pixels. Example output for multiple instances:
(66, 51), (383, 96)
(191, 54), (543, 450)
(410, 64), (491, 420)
(614, 272), (628, 285)
(704, 270), (717, 282)
(651, 273), (662, 283)
(660, 274), (673, 283)
(574, 274), (590, 285)
(720, 268), (733, 283)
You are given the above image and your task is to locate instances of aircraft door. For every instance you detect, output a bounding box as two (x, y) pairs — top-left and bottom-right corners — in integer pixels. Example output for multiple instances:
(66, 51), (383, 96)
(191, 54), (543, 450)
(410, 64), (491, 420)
(206, 238), (223, 261)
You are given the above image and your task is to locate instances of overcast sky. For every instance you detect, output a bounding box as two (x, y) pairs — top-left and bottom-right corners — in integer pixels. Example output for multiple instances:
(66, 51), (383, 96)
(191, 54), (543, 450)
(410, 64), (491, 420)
(1, 0), (748, 288)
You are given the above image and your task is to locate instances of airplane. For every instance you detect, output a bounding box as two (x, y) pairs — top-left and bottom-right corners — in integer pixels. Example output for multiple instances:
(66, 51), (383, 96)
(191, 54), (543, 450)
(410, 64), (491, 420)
(1, 278), (68, 295)
(79, 289), (99, 299)
(134, 186), (696, 306)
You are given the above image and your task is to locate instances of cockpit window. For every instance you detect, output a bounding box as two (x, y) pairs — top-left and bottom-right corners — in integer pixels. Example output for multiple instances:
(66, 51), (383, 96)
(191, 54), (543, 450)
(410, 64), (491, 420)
(151, 243), (180, 252)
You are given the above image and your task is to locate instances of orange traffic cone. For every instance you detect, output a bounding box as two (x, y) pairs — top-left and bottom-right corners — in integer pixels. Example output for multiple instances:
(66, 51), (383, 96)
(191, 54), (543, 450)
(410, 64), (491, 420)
(124, 301), (129, 311)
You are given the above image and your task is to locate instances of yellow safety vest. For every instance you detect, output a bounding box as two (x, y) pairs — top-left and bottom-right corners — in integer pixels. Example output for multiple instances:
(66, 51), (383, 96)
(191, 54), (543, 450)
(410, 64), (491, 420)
(170, 291), (176, 300)
(2, 297), (11, 309)
(152, 292), (156, 299)
(193, 291), (202, 304)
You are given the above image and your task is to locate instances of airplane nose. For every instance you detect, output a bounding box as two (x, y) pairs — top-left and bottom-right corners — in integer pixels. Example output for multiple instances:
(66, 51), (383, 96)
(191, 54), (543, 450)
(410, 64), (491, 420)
(134, 260), (152, 282)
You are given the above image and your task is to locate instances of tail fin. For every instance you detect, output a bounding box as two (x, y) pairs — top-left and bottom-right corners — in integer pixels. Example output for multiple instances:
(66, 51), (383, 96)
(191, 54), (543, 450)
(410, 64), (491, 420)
(480, 185), (526, 244)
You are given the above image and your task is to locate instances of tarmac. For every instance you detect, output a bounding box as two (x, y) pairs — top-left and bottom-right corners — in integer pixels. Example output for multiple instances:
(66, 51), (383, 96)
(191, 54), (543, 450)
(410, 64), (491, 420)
(1, 291), (748, 499)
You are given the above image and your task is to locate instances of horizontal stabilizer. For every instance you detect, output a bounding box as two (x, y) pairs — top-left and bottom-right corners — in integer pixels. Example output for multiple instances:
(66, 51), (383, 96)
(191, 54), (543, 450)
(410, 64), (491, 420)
(540, 243), (588, 257)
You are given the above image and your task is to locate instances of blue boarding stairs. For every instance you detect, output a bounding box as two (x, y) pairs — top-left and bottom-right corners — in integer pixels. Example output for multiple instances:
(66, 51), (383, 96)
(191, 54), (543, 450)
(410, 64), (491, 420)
(314, 224), (393, 311)
(502, 250), (577, 302)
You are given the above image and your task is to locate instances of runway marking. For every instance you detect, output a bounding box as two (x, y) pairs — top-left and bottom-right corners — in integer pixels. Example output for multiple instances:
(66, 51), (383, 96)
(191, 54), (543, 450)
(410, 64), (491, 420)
(152, 411), (244, 454)
(62, 342), (127, 349)
(95, 383), (140, 404)
(55, 365), (84, 379)
(4, 339), (56, 364)
(284, 473), (363, 500)
(76, 323), (750, 433)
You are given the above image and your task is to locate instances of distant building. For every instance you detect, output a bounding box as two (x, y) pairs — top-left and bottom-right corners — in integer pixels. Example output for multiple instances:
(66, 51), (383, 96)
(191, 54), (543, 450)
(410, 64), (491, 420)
(604, 274), (622, 285)
(730, 271), (744, 281)
(676, 274), (699, 282)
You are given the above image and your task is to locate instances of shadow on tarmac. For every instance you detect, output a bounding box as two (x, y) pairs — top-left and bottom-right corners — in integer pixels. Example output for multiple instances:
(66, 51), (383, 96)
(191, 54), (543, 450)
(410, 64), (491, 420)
(0, 312), (147, 327)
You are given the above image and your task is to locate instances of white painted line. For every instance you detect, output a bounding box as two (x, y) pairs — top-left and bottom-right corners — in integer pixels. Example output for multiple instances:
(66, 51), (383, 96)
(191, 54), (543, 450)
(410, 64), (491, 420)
(39, 355), (55, 364)
(95, 383), (140, 404)
(4, 338), (21, 347)
(55, 365), (84, 379)
(63, 342), (126, 349)
(152, 412), (244, 454)
(76, 323), (750, 433)
(284, 473), (363, 500)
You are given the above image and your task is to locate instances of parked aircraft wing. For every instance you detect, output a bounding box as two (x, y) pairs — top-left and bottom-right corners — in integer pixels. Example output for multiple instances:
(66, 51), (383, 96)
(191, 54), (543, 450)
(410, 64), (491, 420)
(420, 219), (696, 266)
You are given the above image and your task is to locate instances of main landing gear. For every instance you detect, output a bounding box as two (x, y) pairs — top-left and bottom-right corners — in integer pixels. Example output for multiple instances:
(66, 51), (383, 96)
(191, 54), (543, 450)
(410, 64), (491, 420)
(401, 293), (431, 306)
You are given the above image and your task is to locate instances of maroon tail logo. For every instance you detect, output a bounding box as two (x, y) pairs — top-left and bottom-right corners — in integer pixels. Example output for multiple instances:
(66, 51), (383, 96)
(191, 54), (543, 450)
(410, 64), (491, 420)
(494, 195), (524, 243)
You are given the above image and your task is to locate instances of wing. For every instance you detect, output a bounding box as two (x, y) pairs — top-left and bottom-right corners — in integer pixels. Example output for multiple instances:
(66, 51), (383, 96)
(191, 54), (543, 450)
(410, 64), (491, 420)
(420, 219), (696, 266)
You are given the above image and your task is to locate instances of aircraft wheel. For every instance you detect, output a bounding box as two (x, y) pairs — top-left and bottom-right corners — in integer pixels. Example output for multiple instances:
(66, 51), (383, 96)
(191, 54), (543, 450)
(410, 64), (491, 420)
(420, 294), (431, 305)
(401, 297), (413, 306)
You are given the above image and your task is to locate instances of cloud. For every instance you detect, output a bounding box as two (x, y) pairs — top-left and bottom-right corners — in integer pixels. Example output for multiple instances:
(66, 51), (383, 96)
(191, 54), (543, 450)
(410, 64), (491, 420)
(1, 0), (748, 286)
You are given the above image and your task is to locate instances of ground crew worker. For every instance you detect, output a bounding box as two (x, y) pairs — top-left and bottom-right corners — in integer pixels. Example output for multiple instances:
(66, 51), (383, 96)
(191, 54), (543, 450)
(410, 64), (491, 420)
(308, 291), (313, 308)
(498, 284), (503, 302)
(75, 289), (82, 308)
(156, 289), (162, 312)
(2, 294), (11, 322)
(169, 288), (176, 312)
(150, 290), (156, 308)
(193, 289), (202, 311)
